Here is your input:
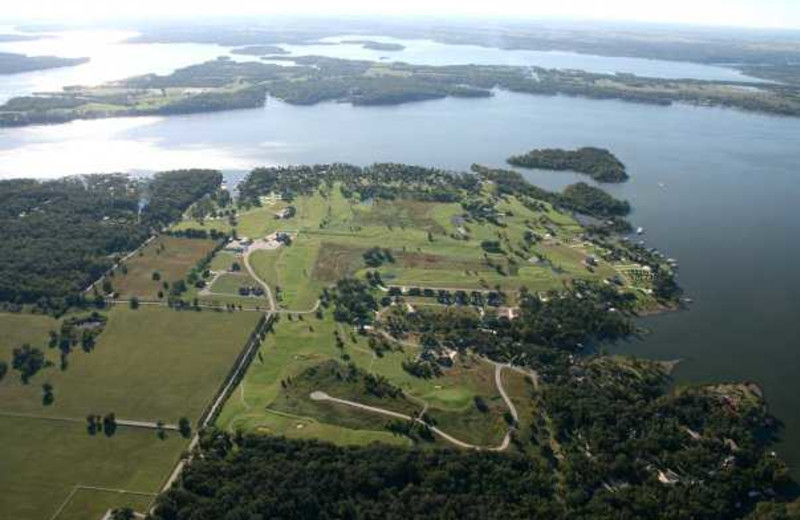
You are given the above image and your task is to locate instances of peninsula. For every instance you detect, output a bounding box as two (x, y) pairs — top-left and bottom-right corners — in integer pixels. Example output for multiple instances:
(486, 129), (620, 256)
(508, 147), (629, 183)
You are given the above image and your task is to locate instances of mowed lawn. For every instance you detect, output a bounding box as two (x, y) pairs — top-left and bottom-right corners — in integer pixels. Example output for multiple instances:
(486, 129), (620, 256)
(106, 235), (218, 300)
(0, 306), (261, 423)
(0, 415), (184, 520)
(219, 315), (511, 449)
(217, 316), (408, 447)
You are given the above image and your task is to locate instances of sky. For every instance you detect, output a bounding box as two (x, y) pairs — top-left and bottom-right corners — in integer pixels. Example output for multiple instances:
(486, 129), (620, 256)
(3, 0), (800, 30)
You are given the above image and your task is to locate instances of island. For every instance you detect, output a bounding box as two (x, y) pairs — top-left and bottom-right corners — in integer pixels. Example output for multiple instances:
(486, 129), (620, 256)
(1, 160), (793, 519)
(0, 51), (89, 75)
(342, 39), (406, 51)
(508, 147), (629, 183)
(230, 45), (290, 56)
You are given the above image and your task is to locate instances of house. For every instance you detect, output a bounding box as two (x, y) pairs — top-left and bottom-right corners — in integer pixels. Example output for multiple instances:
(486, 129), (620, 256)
(224, 239), (247, 253)
(274, 206), (297, 220)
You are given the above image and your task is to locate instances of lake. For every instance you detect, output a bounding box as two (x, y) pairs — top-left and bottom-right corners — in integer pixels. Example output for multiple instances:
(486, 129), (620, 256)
(0, 33), (798, 474)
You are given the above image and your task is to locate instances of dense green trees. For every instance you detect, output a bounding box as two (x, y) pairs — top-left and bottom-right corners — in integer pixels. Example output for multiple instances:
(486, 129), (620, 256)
(561, 183), (631, 217)
(150, 432), (560, 520)
(0, 170), (220, 309)
(363, 247), (395, 267)
(471, 165), (631, 218)
(327, 278), (378, 325)
(508, 147), (629, 183)
(238, 163), (479, 206)
(12, 344), (47, 383)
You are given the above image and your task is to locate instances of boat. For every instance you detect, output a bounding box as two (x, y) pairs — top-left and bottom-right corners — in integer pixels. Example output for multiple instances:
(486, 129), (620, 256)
(636, 227), (645, 235)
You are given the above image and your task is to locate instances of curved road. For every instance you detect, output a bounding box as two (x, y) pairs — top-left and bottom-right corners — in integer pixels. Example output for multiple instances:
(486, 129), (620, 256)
(243, 241), (277, 312)
(310, 362), (520, 452)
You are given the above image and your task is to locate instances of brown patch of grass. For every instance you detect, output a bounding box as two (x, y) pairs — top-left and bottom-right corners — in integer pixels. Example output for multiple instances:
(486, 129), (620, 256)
(354, 199), (446, 233)
(395, 251), (485, 272)
(312, 242), (366, 283)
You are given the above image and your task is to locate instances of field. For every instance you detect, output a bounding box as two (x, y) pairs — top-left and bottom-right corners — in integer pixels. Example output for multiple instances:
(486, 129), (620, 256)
(203, 182), (634, 449)
(0, 415), (183, 520)
(216, 311), (525, 449)
(104, 235), (218, 300)
(0, 307), (261, 519)
(217, 185), (618, 299)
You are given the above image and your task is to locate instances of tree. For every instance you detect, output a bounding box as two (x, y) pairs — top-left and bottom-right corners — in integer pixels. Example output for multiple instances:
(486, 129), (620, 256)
(152, 271), (162, 281)
(156, 420), (166, 440)
(110, 507), (135, 520)
(87, 414), (99, 435)
(178, 417), (192, 438)
(129, 296), (139, 309)
(12, 344), (46, 383)
(42, 382), (54, 406)
(0, 360), (7, 382)
(103, 413), (117, 437)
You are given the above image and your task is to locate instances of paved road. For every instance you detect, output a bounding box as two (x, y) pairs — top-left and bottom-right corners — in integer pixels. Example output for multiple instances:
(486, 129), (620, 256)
(159, 250), (277, 496)
(243, 240), (277, 313)
(310, 365), (515, 452)
(0, 411), (177, 431)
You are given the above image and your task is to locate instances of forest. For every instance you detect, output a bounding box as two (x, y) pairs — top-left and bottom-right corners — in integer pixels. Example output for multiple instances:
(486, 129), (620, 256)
(0, 170), (221, 309)
(507, 147), (629, 183)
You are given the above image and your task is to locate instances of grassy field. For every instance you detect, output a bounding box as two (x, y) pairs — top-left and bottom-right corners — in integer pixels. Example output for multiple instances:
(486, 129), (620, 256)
(0, 306), (260, 422)
(202, 183), (632, 449)
(0, 312), (60, 367)
(0, 306), (262, 520)
(105, 235), (218, 300)
(218, 314), (513, 449)
(0, 415), (184, 520)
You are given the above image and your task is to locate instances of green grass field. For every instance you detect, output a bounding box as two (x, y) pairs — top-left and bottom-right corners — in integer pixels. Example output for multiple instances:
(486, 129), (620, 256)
(106, 235), (218, 300)
(0, 415), (184, 520)
(200, 184), (633, 450)
(0, 312), (59, 367)
(218, 313), (513, 449)
(0, 307), (262, 519)
(0, 306), (260, 422)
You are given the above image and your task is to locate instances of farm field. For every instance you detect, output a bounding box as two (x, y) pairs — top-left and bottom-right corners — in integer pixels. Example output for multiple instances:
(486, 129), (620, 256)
(102, 235), (218, 300)
(0, 306), (262, 520)
(0, 306), (260, 421)
(0, 312), (59, 364)
(0, 415), (184, 520)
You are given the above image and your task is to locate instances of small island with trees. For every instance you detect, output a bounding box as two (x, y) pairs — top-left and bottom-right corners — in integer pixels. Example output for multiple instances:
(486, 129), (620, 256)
(0, 52), (89, 75)
(508, 147), (629, 183)
(342, 39), (406, 51)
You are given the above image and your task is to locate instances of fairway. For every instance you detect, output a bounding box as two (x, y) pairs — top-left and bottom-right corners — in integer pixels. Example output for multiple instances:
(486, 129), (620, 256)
(218, 315), (512, 449)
